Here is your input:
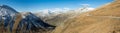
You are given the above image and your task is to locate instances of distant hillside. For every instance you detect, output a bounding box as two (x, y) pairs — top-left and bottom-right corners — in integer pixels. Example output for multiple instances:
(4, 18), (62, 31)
(35, 6), (94, 26)
(53, 0), (120, 33)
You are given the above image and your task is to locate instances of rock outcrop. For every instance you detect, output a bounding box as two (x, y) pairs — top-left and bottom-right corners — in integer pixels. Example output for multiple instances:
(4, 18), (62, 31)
(0, 5), (55, 33)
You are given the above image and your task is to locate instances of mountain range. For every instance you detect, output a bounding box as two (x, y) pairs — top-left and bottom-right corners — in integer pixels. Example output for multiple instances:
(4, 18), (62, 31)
(0, 5), (55, 33)
(34, 6), (94, 26)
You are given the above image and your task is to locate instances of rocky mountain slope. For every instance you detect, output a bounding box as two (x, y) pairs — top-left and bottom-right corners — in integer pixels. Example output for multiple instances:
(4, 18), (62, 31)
(53, 0), (120, 33)
(0, 5), (55, 33)
(0, 5), (19, 32)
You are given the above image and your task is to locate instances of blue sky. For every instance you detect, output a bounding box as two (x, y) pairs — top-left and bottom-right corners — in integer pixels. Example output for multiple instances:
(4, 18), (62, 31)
(0, 0), (113, 12)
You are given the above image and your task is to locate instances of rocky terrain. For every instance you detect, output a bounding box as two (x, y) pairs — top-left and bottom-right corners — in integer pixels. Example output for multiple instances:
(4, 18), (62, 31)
(0, 5), (55, 33)
(0, 0), (119, 33)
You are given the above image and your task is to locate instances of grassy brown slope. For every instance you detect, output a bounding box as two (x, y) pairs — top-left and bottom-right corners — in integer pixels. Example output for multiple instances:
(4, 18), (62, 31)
(53, 0), (120, 33)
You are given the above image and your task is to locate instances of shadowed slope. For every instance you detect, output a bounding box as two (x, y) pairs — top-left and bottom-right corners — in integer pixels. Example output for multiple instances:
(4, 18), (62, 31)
(17, 12), (56, 33)
(0, 5), (56, 33)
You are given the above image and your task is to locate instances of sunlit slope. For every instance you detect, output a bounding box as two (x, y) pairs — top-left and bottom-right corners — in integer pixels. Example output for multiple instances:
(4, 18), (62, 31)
(88, 1), (120, 17)
(53, 0), (120, 33)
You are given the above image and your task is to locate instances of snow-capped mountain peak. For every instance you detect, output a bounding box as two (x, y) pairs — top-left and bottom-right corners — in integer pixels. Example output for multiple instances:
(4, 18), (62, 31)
(0, 5), (55, 32)
(0, 5), (18, 17)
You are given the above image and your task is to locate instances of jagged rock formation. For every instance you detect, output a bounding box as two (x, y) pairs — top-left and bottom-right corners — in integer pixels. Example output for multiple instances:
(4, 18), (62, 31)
(53, 0), (120, 33)
(0, 5), (19, 32)
(18, 12), (55, 33)
(0, 5), (55, 33)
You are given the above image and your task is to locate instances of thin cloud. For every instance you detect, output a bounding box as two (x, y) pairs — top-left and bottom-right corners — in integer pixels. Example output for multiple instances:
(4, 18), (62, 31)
(80, 4), (90, 7)
(39, 8), (70, 14)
